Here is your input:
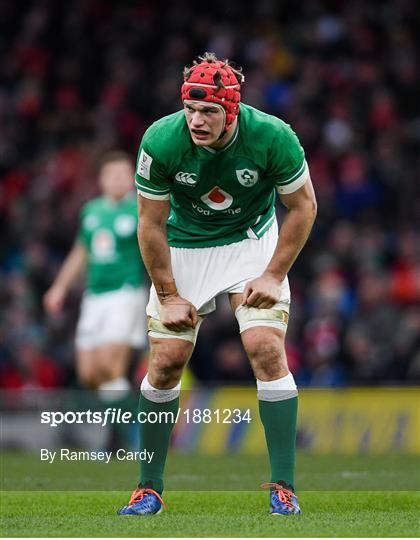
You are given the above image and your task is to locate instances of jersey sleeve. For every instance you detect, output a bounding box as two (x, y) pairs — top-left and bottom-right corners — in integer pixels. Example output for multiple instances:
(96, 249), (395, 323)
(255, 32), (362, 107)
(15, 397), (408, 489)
(76, 205), (88, 247)
(134, 130), (171, 201)
(267, 122), (309, 195)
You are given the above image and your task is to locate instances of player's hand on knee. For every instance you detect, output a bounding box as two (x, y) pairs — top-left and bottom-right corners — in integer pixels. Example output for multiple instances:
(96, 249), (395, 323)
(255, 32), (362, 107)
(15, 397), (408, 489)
(242, 274), (285, 309)
(160, 295), (198, 331)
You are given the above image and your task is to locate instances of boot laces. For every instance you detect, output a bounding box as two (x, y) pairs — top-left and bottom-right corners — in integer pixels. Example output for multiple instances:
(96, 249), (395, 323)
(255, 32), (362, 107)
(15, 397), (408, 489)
(261, 482), (295, 509)
(129, 487), (165, 508)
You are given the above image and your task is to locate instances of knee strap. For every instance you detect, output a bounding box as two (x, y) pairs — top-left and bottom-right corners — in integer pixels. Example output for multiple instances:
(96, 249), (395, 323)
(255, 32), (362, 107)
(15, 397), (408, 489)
(235, 303), (289, 333)
(148, 316), (203, 344)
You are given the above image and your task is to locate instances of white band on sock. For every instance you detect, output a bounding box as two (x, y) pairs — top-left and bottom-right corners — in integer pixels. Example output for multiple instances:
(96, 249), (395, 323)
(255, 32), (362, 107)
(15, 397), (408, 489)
(97, 377), (131, 402)
(257, 372), (298, 402)
(140, 374), (181, 403)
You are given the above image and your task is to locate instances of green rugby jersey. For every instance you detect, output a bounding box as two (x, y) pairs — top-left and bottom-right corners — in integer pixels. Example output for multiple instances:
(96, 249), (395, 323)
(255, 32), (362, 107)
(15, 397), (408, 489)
(135, 103), (308, 248)
(77, 194), (145, 294)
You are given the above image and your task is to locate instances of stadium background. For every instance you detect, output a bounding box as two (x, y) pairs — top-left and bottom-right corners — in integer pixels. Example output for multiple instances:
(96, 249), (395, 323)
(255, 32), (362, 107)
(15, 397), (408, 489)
(0, 0), (419, 458)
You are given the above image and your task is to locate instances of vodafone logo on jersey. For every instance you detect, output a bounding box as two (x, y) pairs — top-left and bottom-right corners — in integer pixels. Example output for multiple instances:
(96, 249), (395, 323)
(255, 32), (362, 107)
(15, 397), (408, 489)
(201, 187), (233, 210)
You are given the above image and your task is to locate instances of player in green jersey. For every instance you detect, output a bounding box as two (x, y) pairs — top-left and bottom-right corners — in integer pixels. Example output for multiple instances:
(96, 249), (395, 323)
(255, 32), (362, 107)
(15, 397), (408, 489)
(44, 151), (148, 401)
(118, 53), (317, 516)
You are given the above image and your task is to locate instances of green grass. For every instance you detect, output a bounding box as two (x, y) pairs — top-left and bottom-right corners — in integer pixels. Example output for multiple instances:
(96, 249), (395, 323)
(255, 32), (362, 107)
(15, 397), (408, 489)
(1, 452), (420, 537)
(1, 490), (419, 537)
(2, 451), (419, 490)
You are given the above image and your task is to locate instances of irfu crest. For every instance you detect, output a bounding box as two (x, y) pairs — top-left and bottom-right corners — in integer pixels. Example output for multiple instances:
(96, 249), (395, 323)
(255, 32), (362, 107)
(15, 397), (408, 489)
(236, 168), (259, 187)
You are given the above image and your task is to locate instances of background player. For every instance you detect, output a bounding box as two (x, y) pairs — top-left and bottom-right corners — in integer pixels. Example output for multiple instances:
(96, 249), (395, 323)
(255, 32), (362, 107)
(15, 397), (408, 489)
(44, 151), (148, 403)
(118, 53), (317, 516)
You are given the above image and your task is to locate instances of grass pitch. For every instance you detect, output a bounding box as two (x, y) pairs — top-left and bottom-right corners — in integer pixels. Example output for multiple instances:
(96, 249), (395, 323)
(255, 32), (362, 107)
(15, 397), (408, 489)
(1, 490), (419, 537)
(1, 452), (419, 537)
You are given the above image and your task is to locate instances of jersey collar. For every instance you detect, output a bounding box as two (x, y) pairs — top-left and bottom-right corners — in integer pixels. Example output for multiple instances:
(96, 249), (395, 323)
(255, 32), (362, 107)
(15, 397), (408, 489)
(103, 191), (134, 207)
(200, 121), (239, 154)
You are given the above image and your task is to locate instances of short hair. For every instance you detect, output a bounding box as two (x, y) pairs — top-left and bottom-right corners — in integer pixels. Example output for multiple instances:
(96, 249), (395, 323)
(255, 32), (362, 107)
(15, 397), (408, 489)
(97, 150), (134, 172)
(183, 51), (245, 89)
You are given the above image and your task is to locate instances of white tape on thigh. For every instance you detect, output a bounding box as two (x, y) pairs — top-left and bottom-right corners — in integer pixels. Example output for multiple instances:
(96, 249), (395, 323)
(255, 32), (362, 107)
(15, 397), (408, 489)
(148, 317), (203, 344)
(235, 303), (290, 333)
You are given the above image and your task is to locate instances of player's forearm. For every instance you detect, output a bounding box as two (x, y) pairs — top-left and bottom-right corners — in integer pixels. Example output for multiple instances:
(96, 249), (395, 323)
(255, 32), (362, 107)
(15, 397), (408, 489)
(264, 204), (316, 281)
(138, 221), (175, 289)
(52, 243), (86, 292)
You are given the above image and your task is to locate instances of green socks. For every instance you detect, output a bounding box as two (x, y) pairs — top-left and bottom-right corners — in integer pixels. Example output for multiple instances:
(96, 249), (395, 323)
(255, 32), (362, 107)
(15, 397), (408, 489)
(138, 377), (181, 493)
(137, 374), (298, 493)
(257, 374), (298, 489)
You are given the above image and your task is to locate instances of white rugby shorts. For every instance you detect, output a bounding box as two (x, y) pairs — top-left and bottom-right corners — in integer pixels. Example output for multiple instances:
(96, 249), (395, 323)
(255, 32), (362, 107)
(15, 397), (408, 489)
(146, 221), (290, 320)
(76, 287), (148, 349)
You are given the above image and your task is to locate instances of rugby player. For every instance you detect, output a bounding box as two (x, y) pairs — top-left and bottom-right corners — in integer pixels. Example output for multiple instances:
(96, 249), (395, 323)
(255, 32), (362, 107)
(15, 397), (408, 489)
(118, 53), (317, 516)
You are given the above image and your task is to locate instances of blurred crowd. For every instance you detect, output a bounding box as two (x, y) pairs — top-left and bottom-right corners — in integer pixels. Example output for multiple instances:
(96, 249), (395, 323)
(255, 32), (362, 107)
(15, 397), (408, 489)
(0, 0), (419, 389)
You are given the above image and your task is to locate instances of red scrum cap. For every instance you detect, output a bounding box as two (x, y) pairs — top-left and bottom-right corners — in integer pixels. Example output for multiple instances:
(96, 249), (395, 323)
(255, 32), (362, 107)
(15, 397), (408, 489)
(181, 52), (244, 133)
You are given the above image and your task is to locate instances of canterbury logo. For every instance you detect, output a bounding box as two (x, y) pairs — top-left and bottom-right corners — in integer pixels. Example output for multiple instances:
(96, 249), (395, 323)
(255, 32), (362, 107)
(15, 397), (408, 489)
(175, 172), (197, 186)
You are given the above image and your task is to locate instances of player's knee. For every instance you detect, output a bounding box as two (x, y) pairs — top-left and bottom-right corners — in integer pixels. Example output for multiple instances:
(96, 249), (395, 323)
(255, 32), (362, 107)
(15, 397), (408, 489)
(77, 368), (100, 389)
(242, 331), (288, 379)
(149, 360), (183, 387)
(97, 345), (130, 379)
(148, 341), (190, 387)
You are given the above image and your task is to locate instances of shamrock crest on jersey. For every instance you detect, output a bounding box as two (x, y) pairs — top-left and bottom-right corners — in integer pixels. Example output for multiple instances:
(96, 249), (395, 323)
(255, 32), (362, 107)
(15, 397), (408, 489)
(236, 168), (259, 187)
